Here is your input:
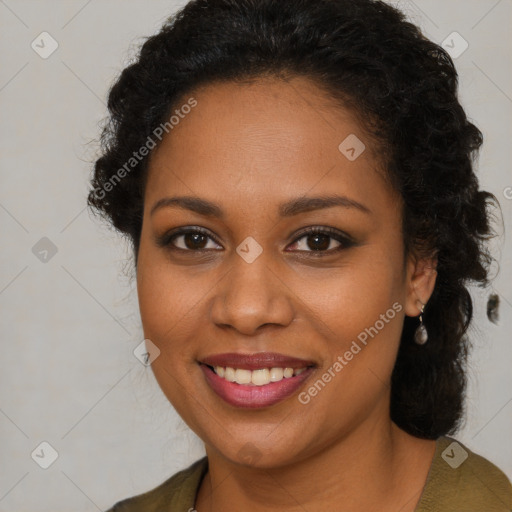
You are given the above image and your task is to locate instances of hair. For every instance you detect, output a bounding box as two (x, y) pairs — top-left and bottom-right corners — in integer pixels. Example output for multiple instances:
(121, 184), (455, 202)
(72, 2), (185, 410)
(87, 0), (501, 439)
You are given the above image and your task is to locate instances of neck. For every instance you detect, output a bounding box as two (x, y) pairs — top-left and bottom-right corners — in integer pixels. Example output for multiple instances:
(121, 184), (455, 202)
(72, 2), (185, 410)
(195, 417), (436, 512)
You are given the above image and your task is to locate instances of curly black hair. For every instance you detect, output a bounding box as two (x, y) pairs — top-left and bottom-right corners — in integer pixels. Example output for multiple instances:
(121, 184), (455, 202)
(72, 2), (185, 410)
(87, 0), (501, 439)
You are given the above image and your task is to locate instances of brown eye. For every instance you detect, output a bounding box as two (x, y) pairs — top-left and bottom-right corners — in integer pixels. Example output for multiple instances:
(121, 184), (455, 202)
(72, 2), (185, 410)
(179, 232), (209, 250)
(302, 233), (337, 251)
(157, 227), (223, 252)
(287, 227), (354, 254)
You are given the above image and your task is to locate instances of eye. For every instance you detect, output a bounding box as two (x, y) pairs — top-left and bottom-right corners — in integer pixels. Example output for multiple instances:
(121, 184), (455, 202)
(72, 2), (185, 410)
(156, 226), (354, 255)
(157, 227), (222, 252)
(287, 226), (354, 255)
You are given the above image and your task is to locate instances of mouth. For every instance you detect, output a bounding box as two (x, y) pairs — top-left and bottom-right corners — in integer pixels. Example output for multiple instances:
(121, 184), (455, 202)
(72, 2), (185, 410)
(198, 352), (316, 409)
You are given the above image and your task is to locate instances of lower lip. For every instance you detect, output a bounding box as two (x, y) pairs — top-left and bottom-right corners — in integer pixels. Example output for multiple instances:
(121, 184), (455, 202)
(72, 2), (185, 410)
(200, 364), (315, 409)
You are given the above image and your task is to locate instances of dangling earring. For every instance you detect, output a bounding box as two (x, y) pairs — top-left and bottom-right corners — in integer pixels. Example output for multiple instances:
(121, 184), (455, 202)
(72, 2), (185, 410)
(414, 303), (428, 345)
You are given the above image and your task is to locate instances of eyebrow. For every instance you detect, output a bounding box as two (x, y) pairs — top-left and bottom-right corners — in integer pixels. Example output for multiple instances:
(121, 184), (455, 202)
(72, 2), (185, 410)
(150, 194), (372, 218)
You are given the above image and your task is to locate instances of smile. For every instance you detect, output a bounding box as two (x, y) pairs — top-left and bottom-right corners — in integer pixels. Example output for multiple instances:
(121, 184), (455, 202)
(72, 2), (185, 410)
(199, 352), (316, 408)
(212, 366), (307, 385)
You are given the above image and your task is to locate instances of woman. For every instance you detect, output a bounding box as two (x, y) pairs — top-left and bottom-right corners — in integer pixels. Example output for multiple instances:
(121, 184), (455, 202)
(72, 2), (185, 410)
(88, 0), (512, 510)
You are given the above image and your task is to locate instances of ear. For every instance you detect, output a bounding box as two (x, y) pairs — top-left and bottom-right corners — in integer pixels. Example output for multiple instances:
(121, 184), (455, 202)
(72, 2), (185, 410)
(404, 251), (438, 317)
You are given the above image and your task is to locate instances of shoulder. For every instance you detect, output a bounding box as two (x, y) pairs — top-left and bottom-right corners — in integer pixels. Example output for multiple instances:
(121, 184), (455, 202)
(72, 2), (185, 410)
(104, 456), (208, 512)
(417, 436), (512, 512)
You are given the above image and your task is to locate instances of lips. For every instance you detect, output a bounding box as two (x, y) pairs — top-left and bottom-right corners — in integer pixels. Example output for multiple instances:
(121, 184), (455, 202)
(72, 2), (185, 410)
(198, 352), (316, 408)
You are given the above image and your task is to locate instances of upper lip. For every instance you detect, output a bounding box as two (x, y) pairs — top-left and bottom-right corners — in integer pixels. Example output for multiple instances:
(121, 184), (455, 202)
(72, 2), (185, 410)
(200, 352), (316, 371)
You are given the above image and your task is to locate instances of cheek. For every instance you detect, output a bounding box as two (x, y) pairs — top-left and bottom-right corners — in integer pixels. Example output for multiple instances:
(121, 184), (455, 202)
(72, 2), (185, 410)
(294, 291), (403, 443)
(299, 250), (405, 395)
(136, 249), (205, 348)
(300, 249), (404, 339)
(136, 254), (207, 421)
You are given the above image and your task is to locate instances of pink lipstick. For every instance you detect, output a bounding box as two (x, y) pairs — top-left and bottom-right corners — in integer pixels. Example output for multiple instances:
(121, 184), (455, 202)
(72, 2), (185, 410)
(199, 352), (316, 408)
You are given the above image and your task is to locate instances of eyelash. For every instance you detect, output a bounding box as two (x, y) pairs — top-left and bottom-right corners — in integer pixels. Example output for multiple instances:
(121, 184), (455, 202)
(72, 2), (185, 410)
(156, 226), (355, 256)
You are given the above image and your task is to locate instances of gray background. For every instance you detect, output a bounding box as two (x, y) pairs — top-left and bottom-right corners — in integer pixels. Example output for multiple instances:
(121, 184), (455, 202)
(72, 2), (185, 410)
(0, 0), (511, 510)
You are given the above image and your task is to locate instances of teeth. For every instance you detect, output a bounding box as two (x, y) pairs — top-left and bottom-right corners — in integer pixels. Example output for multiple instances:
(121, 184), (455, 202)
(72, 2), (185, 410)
(213, 366), (307, 386)
(224, 367), (236, 382)
(269, 367), (283, 382)
(251, 368), (270, 386)
(234, 369), (252, 385)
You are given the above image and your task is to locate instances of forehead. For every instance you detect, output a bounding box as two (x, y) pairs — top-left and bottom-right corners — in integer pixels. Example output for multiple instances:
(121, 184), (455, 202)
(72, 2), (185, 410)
(145, 76), (396, 218)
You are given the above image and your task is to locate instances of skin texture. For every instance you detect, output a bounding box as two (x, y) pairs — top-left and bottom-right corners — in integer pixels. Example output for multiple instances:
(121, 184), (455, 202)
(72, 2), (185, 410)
(136, 76), (438, 512)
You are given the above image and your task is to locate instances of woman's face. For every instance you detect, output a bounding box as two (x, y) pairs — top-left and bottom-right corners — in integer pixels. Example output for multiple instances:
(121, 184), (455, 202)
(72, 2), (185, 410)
(137, 76), (431, 467)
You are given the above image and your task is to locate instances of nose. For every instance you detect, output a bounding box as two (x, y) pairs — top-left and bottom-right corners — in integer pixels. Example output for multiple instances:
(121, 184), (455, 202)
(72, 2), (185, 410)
(209, 253), (295, 336)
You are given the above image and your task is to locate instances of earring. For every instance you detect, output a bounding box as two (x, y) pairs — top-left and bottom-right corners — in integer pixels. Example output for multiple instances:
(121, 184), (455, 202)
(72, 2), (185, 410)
(414, 303), (428, 345)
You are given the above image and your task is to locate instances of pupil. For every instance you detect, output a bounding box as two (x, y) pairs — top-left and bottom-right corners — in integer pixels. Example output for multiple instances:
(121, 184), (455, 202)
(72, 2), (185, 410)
(185, 233), (206, 249)
(309, 234), (329, 251)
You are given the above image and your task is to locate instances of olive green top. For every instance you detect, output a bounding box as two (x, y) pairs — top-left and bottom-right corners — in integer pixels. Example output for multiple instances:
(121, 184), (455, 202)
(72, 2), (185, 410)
(106, 436), (512, 511)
